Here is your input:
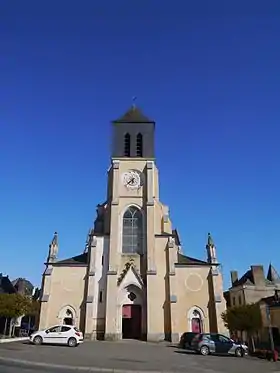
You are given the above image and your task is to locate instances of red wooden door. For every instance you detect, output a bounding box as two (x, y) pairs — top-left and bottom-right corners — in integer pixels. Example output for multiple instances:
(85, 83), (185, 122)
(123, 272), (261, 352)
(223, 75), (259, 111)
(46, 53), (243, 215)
(122, 305), (142, 339)
(191, 318), (201, 333)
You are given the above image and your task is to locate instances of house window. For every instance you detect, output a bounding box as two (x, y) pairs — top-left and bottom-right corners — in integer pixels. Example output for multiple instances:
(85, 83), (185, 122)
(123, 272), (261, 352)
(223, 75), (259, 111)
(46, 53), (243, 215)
(101, 255), (104, 265)
(232, 297), (236, 306)
(99, 291), (103, 303)
(124, 133), (130, 157)
(238, 295), (242, 305)
(122, 206), (143, 254)
(136, 133), (143, 157)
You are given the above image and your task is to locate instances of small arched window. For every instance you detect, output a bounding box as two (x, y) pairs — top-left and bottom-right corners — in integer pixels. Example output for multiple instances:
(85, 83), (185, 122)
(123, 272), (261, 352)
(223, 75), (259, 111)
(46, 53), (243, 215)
(124, 133), (131, 157)
(122, 206), (143, 254)
(136, 133), (143, 157)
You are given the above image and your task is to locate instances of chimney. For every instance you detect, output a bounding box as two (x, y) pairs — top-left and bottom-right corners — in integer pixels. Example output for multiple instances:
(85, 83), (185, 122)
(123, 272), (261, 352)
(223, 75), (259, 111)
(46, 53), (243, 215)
(230, 271), (238, 286)
(251, 265), (265, 286)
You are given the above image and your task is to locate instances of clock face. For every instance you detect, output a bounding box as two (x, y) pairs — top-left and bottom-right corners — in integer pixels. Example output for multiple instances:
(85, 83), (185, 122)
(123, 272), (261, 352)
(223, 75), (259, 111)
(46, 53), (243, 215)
(122, 170), (141, 189)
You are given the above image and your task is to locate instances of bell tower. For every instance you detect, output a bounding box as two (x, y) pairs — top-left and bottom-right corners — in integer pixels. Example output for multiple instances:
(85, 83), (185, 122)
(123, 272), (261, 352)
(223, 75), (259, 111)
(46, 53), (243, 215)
(104, 105), (161, 341)
(111, 105), (155, 159)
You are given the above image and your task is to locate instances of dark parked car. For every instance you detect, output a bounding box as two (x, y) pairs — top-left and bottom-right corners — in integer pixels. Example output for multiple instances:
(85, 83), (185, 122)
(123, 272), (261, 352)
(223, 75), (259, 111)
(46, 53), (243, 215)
(179, 332), (198, 349)
(191, 333), (248, 357)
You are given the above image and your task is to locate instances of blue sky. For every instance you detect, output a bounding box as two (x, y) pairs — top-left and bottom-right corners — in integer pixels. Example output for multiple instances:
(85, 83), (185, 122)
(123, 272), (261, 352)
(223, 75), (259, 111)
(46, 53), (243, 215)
(1, 1), (280, 288)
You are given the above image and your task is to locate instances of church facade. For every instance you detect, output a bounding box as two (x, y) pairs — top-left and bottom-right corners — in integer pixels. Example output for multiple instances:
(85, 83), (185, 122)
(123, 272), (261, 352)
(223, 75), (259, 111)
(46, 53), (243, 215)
(39, 106), (228, 342)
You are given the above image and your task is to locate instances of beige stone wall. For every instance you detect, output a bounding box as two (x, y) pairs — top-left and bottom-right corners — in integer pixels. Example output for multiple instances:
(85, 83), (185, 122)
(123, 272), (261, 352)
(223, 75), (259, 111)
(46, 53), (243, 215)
(244, 286), (275, 304)
(271, 307), (280, 328)
(146, 236), (169, 340)
(212, 271), (228, 335)
(230, 286), (275, 307)
(40, 266), (86, 330)
(175, 266), (211, 334)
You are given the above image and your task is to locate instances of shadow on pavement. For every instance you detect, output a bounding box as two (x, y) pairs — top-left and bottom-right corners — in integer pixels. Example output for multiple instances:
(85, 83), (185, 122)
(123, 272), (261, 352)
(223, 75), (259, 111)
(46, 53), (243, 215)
(174, 350), (237, 358)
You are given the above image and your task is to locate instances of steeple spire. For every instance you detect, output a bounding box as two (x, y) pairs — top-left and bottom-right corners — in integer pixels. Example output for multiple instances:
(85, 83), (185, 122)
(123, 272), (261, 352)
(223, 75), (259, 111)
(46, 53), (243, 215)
(206, 232), (217, 264)
(47, 232), (58, 262)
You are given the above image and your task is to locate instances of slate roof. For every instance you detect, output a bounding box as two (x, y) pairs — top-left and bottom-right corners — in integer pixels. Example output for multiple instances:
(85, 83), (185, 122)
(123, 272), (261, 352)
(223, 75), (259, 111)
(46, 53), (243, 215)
(267, 264), (280, 283)
(12, 278), (34, 296)
(0, 275), (16, 294)
(113, 106), (154, 123)
(231, 268), (273, 287)
(176, 253), (210, 266)
(52, 253), (88, 266)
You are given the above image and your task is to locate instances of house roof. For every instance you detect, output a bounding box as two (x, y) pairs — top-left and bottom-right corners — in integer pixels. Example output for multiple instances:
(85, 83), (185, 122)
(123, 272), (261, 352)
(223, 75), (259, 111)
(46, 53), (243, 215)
(51, 253), (88, 266)
(232, 269), (254, 287)
(267, 263), (280, 283)
(231, 268), (273, 288)
(260, 291), (280, 306)
(113, 106), (154, 123)
(11, 278), (34, 295)
(176, 253), (210, 266)
(0, 275), (16, 294)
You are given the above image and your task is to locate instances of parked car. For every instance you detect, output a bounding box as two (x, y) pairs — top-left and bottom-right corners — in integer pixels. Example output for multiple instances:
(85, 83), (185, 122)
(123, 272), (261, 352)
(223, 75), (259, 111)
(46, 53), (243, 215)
(179, 332), (198, 349)
(191, 333), (248, 357)
(29, 325), (83, 347)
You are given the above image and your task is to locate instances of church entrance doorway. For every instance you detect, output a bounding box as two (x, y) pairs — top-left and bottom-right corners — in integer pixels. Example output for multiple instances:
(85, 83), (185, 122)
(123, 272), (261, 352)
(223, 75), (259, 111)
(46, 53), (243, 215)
(60, 308), (75, 326)
(189, 308), (203, 333)
(122, 304), (142, 339)
(191, 317), (202, 333)
(63, 317), (73, 326)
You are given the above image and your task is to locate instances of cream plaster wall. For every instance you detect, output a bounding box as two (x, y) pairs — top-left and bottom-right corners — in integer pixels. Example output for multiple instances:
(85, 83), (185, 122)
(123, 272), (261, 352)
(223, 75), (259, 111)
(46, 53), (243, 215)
(94, 236), (109, 317)
(175, 266), (211, 334)
(41, 266), (86, 329)
(146, 236), (169, 340)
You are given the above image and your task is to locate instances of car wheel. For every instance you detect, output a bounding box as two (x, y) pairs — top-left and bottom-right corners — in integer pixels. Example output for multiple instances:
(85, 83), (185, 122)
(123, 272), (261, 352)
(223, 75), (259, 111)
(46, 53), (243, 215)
(200, 345), (210, 356)
(33, 336), (43, 345)
(235, 347), (244, 357)
(68, 337), (77, 347)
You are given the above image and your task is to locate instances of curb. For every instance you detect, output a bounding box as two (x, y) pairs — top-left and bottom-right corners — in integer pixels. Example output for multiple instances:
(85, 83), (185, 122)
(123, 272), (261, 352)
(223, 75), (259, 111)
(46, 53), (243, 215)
(0, 337), (29, 344)
(0, 356), (172, 373)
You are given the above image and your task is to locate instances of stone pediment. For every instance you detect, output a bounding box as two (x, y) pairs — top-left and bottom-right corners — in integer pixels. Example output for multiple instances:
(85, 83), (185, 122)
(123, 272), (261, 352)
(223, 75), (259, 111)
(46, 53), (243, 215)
(117, 260), (144, 289)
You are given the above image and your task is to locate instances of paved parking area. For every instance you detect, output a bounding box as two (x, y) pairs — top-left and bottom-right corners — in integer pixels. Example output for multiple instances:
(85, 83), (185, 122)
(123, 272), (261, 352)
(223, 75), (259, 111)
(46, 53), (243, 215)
(0, 340), (279, 373)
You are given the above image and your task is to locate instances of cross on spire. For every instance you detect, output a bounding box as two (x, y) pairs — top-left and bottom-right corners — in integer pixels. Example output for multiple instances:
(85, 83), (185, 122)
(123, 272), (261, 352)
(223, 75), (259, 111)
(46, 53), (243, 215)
(132, 96), (137, 108)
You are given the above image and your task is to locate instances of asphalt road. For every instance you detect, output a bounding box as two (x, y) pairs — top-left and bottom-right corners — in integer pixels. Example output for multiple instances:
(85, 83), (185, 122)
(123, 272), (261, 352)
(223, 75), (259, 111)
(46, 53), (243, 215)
(0, 361), (100, 373)
(0, 340), (279, 373)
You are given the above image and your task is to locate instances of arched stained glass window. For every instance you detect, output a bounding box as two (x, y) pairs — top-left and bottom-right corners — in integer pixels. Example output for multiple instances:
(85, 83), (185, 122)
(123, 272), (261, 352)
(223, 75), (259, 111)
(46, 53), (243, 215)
(122, 207), (143, 254)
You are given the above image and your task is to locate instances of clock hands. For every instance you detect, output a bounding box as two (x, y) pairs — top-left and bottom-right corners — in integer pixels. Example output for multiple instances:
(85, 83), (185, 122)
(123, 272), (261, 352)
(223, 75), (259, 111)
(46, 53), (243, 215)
(127, 177), (135, 185)
(123, 171), (141, 188)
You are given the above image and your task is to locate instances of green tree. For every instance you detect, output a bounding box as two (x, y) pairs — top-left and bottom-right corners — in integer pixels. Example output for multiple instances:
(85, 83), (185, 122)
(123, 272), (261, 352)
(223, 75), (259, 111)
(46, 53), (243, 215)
(221, 303), (262, 350)
(0, 293), (30, 337)
(25, 299), (40, 330)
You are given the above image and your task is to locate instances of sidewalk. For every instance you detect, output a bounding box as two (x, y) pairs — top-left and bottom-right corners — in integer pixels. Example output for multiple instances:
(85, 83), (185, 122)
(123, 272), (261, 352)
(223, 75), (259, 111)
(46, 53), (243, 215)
(0, 337), (29, 344)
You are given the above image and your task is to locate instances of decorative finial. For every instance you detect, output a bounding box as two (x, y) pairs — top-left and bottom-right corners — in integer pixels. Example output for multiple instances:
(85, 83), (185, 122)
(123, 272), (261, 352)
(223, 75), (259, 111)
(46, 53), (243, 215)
(48, 231), (59, 262)
(206, 232), (217, 264)
(207, 232), (214, 247)
(52, 232), (58, 245)
(132, 96), (137, 109)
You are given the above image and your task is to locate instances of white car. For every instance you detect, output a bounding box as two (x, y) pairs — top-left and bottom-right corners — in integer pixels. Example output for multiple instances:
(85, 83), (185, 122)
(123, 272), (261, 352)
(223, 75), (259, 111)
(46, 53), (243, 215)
(30, 325), (83, 347)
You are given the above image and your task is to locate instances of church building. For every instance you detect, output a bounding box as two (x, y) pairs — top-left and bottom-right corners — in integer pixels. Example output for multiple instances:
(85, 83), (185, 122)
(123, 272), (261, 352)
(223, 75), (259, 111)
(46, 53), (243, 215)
(39, 106), (228, 342)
